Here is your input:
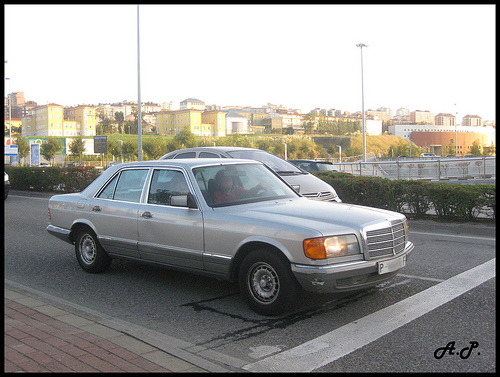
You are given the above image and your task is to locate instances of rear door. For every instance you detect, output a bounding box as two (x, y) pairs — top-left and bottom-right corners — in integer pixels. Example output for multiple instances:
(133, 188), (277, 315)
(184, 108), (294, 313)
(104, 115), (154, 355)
(89, 168), (149, 258)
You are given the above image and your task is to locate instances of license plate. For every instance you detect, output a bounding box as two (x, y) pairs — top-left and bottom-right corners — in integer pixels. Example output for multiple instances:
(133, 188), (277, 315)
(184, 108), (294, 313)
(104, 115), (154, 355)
(378, 255), (406, 275)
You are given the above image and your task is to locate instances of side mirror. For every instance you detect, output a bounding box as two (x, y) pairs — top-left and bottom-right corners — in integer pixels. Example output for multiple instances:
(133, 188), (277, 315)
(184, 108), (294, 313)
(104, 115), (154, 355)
(170, 194), (198, 209)
(291, 185), (300, 193)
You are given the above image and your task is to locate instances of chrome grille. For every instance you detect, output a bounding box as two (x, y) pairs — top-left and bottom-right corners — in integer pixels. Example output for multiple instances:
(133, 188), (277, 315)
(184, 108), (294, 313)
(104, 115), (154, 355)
(365, 221), (406, 259)
(302, 191), (332, 199)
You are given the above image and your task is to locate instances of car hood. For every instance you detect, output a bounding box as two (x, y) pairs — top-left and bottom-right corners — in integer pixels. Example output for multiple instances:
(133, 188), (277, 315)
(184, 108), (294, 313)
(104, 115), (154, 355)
(216, 198), (405, 237)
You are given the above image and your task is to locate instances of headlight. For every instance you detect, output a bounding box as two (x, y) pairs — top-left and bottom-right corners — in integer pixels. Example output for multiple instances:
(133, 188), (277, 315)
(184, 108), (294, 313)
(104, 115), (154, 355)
(303, 234), (360, 259)
(4, 173), (8, 182)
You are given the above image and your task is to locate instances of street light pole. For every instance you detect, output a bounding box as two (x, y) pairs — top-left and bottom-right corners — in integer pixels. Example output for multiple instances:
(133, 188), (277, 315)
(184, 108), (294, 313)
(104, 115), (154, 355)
(356, 43), (368, 162)
(454, 103), (458, 156)
(137, 5), (143, 161)
(336, 145), (342, 162)
(5, 77), (12, 143)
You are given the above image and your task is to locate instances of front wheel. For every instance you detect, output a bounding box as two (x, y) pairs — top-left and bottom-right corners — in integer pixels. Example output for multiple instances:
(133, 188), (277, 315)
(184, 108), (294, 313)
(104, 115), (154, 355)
(75, 228), (112, 273)
(239, 249), (301, 316)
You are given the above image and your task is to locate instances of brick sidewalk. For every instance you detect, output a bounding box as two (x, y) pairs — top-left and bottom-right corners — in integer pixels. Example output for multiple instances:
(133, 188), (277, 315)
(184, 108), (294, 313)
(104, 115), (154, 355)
(4, 288), (206, 372)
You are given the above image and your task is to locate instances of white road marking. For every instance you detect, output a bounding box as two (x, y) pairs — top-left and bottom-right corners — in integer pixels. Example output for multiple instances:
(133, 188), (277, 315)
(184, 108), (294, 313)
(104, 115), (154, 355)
(242, 258), (495, 372)
(411, 231), (495, 242)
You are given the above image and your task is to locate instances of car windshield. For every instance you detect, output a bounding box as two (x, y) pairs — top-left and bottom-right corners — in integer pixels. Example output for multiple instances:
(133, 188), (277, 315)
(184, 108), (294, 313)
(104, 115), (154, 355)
(226, 150), (305, 175)
(193, 163), (298, 207)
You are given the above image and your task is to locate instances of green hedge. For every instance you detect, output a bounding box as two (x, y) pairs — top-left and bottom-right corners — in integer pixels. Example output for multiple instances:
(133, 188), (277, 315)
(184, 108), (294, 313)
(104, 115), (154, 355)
(315, 172), (495, 221)
(5, 166), (101, 193)
(5, 167), (495, 221)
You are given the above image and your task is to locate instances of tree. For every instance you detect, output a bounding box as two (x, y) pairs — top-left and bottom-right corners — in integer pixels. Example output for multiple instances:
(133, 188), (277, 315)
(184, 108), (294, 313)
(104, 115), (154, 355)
(302, 113), (316, 134)
(115, 111), (125, 134)
(14, 136), (30, 165)
(122, 140), (138, 161)
(469, 139), (483, 156)
(173, 127), (198, 148)
(40, 137), (63, 165)
(124, 120), (136, 134)
(68, 136), (86, 160)
(107, 139), (123, 162)
(96, 108), (114, 134)
(143, 137), (167, 160)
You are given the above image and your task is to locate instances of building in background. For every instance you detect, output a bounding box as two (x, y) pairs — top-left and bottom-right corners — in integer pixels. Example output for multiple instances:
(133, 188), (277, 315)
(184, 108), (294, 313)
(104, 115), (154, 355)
(21, 103), (96, 137)
(462, 114), (483, 127)
(388, 124), (495, 155)
(434, 113), (456, 126)
(410, 110), (434, 124)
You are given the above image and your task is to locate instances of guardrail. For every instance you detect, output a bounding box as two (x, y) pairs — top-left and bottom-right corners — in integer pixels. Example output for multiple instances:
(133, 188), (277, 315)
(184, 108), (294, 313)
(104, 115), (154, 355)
(332, 156), (496, 181)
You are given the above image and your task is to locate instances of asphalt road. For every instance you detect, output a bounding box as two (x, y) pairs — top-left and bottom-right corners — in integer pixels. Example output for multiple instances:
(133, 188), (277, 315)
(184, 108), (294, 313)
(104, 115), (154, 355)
(4, 191), (496, 372)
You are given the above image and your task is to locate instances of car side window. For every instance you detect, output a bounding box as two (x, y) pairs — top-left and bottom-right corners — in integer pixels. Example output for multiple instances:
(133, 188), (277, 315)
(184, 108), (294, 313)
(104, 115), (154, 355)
(174, 152), (196, 159)
(199, 152), (220, 158)
(148, 170), (190, 205)
(97, 175), (119, 199)
(98, 169), (148, 203)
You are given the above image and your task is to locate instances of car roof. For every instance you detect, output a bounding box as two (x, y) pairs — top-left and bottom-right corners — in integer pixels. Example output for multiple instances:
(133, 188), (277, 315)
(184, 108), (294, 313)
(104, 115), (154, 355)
(111, 158), (259, 170)
(161, 146), (262, 156)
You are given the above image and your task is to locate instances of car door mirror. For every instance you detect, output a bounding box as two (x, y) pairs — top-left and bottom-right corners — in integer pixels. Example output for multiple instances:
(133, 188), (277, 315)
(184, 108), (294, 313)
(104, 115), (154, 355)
(170, 194), (198, 209)
(291, 185), (300, 193)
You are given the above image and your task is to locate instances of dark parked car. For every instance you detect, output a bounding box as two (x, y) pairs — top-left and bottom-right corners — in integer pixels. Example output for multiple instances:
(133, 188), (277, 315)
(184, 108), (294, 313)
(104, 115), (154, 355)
(160, 147), (341, 202)
(46, 159), (413, 316)
(289, 159), (339, 173)
(63, 161), (86, 168)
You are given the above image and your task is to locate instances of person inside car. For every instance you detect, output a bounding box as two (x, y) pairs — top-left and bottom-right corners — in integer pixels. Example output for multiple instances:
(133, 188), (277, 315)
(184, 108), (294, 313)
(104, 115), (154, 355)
(212, 169), (266, 204)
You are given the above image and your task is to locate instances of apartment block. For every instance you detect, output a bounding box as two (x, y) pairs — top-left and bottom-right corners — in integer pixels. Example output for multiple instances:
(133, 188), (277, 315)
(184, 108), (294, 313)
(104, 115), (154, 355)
(201, 110), (226, 137)
(462, 114), (482, 127)
(64, 105), (97, 136)
(366, 109), (391, 122)
(410, 110), (434, 124)
(21, 103), (95, 137)
(180, 98), (205, 111)
(155, 109), (214, 136)
(434, 113), (456, 126)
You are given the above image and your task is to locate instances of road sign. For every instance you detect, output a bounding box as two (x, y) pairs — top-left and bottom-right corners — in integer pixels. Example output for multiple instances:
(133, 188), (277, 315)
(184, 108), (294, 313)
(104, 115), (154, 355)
(4, 144), (18, 156)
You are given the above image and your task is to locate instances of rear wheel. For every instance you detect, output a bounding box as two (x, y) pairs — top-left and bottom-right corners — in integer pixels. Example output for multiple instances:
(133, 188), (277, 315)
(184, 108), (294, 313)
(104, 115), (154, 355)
(75, 228), (112, 273)
(239, 249), (301, 316)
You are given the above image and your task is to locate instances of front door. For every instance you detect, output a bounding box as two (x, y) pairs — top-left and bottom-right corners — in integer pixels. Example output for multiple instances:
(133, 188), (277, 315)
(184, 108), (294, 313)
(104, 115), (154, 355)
(137, 168), (204, 270)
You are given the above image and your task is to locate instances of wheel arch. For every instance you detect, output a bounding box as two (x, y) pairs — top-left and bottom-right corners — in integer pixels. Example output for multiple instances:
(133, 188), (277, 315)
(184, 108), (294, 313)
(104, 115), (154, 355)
(69, 220), (97, 244)
(229, 239), (292, 282)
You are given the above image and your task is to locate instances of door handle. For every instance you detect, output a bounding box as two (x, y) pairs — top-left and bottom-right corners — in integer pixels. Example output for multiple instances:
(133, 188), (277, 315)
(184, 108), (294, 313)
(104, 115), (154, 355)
(141, 211), (153, 219)
(91, 205), (101, 212)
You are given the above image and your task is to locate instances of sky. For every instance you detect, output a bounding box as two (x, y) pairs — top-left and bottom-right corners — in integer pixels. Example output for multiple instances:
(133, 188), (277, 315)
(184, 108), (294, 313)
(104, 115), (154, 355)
(4, 4), (496, 121)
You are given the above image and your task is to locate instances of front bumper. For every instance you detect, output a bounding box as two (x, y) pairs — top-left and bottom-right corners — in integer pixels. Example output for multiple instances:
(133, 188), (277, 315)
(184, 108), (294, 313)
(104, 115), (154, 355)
(291, 241), (414, 293)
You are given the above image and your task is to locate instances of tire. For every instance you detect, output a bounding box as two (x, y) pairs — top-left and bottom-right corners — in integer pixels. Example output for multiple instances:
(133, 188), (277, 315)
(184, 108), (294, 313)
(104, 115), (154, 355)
(239, 249), (302, 316)
(75, 228), (112, 273)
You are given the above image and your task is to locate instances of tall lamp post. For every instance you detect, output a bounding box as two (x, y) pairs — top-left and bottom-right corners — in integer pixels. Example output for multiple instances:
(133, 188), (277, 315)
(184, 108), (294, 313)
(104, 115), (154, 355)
(454, 103), (458, 156)
(336, 145), (342, 162)
(5, 77), (12, 143)
(137, 5), (143, 161)
(356, 43), (368, 162)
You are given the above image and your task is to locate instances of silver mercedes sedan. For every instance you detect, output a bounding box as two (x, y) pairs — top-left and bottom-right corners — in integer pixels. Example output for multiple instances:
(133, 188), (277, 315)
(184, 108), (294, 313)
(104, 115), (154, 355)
(46, 159), (414, 316)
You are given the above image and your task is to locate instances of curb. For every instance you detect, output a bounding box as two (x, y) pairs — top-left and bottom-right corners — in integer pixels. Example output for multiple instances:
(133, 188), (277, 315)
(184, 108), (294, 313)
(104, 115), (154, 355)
(5, 281), (211, 373)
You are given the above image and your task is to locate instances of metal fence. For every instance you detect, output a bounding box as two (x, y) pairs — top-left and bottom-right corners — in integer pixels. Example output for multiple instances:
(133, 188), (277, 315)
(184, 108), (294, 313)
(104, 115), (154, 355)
(332, 156), (496, 181)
